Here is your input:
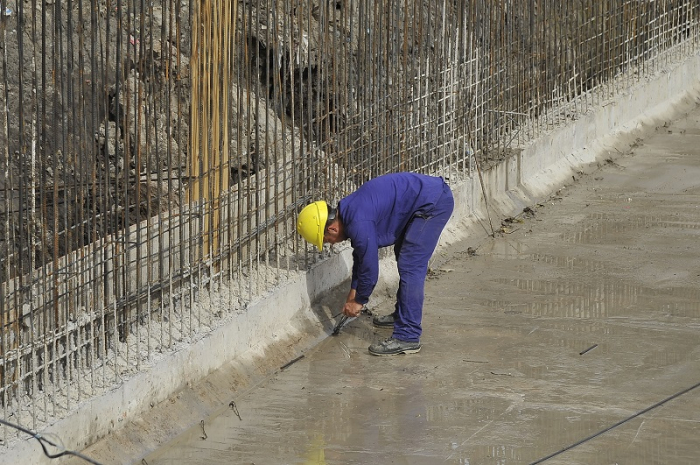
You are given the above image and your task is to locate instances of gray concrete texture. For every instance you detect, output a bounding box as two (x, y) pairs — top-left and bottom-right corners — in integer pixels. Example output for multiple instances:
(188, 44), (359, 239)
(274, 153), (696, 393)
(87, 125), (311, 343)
(27, 54), (697, 465)
(73, 91), (700, 464)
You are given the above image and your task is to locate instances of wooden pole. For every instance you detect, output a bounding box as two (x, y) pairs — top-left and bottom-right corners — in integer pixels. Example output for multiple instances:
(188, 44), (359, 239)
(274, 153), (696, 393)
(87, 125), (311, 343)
(189, 0), (237, 261)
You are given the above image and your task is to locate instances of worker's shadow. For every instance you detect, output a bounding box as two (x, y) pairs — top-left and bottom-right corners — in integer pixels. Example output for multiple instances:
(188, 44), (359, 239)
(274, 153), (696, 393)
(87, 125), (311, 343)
(306, 280), (379, 344)
(303, 246), (395, 342)
(306, 278), (346, 332)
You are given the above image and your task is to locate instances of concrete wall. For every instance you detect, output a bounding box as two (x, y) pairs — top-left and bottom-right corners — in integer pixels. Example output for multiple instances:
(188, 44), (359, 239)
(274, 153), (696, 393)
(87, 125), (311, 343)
(6, 53), (700, 465)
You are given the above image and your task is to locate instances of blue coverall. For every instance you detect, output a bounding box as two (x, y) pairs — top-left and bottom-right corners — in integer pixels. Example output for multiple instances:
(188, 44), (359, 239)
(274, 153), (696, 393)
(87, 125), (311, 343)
(338, 172), (454, 342)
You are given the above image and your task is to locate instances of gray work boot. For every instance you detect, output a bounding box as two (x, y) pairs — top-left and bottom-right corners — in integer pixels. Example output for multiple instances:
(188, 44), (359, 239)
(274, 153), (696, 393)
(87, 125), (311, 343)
(368, 337), (421, 356)
(372, 313), (396, 327)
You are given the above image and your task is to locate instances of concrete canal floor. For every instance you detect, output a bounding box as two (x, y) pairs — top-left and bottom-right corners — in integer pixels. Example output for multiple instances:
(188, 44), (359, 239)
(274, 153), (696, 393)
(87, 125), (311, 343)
(77, 103), (700, 464)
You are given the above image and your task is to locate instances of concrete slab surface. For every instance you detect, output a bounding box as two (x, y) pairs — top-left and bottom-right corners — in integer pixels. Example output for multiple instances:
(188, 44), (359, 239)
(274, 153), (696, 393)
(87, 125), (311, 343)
(81, 102), (700, 465)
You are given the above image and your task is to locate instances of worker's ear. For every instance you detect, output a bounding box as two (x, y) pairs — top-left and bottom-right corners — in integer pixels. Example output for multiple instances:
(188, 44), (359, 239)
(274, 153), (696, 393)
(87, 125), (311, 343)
(326, 218), (340, 234)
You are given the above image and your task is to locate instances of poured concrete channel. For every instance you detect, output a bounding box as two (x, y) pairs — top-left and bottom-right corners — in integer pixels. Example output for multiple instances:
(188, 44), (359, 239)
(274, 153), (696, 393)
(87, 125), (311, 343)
(72, 97), (700, 464)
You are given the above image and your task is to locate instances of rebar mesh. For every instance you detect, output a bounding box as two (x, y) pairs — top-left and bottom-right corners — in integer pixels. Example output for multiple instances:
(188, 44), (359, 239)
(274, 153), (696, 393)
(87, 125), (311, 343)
(0, 0), (698, 440)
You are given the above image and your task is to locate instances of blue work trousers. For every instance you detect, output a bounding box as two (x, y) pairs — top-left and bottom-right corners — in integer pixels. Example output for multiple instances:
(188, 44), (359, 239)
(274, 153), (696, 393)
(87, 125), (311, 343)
(392, 183), (454, 342)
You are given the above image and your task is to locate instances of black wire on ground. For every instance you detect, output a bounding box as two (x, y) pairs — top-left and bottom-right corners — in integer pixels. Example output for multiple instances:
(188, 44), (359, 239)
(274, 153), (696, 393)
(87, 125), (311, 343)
(280, 354), (305, 370)
(0, 418), (103, 465)
(530, 380), (700, 464)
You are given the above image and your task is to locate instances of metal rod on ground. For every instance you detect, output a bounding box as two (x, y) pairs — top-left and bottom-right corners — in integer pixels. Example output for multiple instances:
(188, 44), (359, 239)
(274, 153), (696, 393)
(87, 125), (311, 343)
(280, 354), (305, 370)
(579, 344), (598, 355)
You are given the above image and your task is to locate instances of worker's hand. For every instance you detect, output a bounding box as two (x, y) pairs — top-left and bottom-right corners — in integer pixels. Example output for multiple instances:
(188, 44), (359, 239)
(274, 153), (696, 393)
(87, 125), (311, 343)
(342, 299), (363, 318)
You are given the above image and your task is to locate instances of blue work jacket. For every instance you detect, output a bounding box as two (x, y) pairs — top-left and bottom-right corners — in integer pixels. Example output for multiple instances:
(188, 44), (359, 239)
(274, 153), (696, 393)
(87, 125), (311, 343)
(337, 172), (447, 305)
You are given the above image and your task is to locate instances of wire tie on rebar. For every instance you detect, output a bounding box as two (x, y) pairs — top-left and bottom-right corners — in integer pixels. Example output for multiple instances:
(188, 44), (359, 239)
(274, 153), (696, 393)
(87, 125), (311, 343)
(200, 419), (207, 440)
(229, 400), (242, 421)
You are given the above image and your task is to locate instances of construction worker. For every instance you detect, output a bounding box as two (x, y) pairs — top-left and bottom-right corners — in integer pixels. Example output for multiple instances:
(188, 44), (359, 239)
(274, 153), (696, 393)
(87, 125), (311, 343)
(297, 172), (454, 355)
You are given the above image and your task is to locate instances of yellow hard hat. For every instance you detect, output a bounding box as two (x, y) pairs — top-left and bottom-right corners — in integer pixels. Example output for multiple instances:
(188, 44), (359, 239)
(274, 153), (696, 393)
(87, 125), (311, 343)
(297, 200), (328, 251)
